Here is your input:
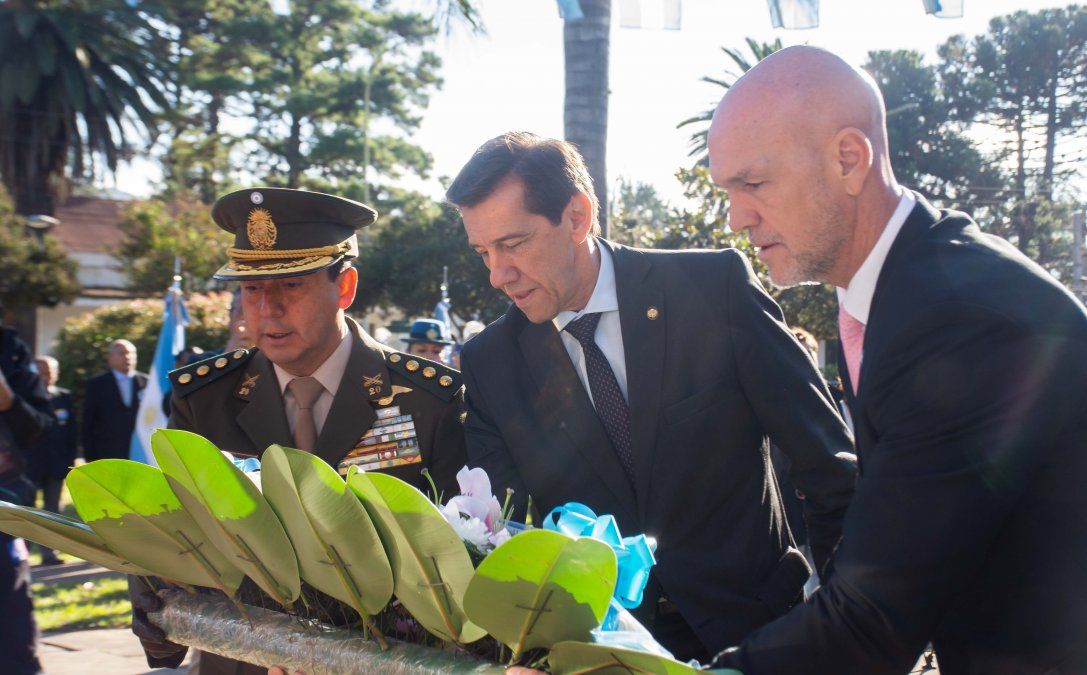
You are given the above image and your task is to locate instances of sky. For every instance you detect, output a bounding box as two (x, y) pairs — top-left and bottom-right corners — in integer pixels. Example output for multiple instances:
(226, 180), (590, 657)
(112, 0), (1072, 205)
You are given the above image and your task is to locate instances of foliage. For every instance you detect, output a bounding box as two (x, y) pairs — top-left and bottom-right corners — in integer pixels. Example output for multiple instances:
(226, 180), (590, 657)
(260, 444), (393, 631)
(31, 576), (132, 632)
(114, 195), (232, 295)
(0, 186), (78, 311)
(53, 291), (232, 409)
(548, 640), (702, 674)
(355, 195), (508, 322)
(463, 529), (616, 662)
(0, 0), (171, 214)
(0, 502), (150, 574)
(607, 178), (672, 245)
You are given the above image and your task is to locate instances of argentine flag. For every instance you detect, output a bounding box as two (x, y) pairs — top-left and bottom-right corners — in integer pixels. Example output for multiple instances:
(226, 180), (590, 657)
(129, 285), (189, 465)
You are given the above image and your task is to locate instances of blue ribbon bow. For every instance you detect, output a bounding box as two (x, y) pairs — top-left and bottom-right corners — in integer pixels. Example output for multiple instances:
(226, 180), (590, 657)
(543, 502), (657, 630)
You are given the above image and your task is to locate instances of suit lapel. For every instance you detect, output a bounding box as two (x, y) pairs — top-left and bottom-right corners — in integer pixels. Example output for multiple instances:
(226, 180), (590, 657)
(607, 242), (665, 520)
(314, 321), (383, 467)
(517, 317), (637, 509)
(235, 351), (291, 457)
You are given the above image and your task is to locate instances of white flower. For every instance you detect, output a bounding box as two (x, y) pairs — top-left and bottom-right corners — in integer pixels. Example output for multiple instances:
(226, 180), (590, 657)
(441, 466), (513, 553)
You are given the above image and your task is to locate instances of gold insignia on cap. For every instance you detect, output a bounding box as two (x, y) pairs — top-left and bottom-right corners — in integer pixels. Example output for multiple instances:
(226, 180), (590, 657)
(646, 306), (660, 320)
(406, 359), (420, 372)
(439, 375), (453, 387)
(388, 353), (402, 363)
(422, 366), (436, 378)
(233, 349), (247, 360)
(178, 373), (193, 385)
(214, 357), (228, 369)
(196, 365), (210, 376)
(427, 328), (439, 340)
(246, 208), (277, 250)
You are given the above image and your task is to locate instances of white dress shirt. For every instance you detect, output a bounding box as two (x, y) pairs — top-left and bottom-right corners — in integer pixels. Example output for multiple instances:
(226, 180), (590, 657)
(111, 369), (135, 408)
(552, 243), (629, 404)
(274, 328), (352, 438)
(836, 191), (916, 323)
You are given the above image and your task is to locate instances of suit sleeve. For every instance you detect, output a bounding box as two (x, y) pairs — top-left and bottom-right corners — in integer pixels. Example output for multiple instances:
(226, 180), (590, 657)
(0, 330), (51, 448)
(460, 347), (531, 520)
(426, 387), (469, 500)
(715, 304), (1068, 674)
(725, 250), (857, 578)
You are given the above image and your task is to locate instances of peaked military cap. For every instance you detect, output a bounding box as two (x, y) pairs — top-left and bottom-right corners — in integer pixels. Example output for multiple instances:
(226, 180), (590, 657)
(211, 187), (378, 280)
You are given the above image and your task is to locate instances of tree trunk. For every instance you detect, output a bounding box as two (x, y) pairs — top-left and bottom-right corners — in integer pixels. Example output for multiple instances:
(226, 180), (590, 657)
(563, 0), (610, 237)
(287, 114), (303, 189)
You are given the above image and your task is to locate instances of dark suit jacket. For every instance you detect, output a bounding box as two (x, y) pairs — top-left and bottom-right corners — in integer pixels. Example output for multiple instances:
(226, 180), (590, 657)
(460, 240), (857, 656)
(81, 370), (146, 462)
(718, 197), (1087, 674)
(141, 320), (468, 675)
(26, 387), (77, 482)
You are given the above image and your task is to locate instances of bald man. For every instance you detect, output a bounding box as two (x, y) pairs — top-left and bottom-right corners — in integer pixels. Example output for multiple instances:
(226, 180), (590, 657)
(81, 340), (147, 462)
(706, 46), (1087, 674)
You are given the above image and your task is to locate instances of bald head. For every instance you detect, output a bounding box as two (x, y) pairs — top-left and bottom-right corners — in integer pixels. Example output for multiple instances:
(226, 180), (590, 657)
(707, 46), (903, 288)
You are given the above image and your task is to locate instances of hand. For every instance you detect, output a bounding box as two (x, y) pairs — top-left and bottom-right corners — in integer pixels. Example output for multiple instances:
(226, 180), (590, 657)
(131, 590), (186, 661)
(268, 667), (306, 675)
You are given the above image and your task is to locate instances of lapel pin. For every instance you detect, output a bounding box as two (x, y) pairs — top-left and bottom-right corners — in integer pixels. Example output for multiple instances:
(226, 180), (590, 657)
(646, 306), (660, 320)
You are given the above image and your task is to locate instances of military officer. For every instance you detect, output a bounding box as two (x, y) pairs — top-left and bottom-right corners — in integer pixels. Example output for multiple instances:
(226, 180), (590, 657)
(132, 187), (467, 675)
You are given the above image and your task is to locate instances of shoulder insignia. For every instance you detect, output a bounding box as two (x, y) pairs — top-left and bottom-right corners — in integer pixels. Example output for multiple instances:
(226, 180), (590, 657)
(169, 349), (255, 398)
(384, 352), (461, 401)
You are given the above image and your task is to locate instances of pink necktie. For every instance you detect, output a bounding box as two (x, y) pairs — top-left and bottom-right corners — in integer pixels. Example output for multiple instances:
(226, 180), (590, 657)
(838, 305), (866, 395)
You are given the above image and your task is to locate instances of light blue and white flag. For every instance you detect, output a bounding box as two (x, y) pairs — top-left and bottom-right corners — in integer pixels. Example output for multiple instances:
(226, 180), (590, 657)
(922, 0), (963, 18)
(557, 0), (584, 20)
(767, 0), (819, 29)
(129, 284), (189, 465)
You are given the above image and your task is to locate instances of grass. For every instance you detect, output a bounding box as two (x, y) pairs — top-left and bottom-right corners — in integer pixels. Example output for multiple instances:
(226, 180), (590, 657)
(26, 483), (132, 632)
(31, 575), (132, 632)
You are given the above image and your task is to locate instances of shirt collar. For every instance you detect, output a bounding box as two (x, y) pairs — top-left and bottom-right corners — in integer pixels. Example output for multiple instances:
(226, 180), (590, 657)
(111, 369), (132, 380)
(836, 191), (915, 325)
(274, 325), (353, 397)
(552, 241), (619, 333)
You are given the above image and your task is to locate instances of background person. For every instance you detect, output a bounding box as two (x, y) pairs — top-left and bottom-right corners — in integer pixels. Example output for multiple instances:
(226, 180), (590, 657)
(26, 355), (77, 566)
(81, 339), (146, 462)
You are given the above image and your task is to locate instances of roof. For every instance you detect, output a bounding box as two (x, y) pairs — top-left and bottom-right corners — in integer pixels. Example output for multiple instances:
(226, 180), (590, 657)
(52, 196), (130, 254)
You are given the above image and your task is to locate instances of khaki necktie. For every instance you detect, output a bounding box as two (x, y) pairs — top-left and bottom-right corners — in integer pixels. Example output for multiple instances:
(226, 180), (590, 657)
(287, 376), (325, 452)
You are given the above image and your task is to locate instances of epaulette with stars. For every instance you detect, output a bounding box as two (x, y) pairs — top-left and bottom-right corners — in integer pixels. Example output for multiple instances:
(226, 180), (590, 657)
(385, 352), (461, 401)
(169, 348), (255, 398)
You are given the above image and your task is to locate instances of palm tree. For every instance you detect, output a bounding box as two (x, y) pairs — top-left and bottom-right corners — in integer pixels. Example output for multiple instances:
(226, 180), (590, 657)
(563, 0), (611, 235)
(0, 1), (171, 215)
(677, 37), (783, 166)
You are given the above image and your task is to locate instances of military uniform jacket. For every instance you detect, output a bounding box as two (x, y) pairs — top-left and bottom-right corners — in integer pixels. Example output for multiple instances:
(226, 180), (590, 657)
(168, 318), (466, 497)
(144, 320), (467, 675)
(460, 239), (857, 657)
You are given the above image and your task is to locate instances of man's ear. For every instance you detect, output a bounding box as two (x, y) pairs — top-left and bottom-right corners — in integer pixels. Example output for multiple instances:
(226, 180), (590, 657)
(564, 192), (594, 243)
(337, 266), (359, 310)
(833, 127), (873, 197)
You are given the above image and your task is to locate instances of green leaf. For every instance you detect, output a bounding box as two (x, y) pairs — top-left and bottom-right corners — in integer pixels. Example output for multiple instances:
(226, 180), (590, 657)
(151, 429), (301, 606)
(464, 530), (616, 661)
(260, 445), (393, 616)
(346, 469), (485, 643)
(0, 501), (152, 576)
(65, 460), (244, 592)
(548, 641), (705, 675)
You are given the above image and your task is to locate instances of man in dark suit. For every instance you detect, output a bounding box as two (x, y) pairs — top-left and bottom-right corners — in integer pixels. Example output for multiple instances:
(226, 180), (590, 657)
(27, 356), (78, 565)
(446, 132), (857, 661)
(81, 339), (146, 462)
(707, 46), (1087, 674)
(131, 187), (468, 675)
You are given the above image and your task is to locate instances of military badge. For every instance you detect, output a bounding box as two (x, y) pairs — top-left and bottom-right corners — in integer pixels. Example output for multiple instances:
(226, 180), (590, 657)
(246, 207), (277, 250)
(337, 408), (421, 475)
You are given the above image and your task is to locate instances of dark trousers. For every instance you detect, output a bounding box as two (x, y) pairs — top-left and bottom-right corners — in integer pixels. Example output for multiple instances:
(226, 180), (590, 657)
(0, 555), (41, 675)
(33, 479), (63, 559)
